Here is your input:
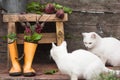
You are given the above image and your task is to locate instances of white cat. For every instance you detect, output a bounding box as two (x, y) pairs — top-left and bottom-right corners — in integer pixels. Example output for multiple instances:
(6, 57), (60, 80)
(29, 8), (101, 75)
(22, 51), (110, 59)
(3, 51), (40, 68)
(82, 32), (120, 66)
(50, 41), (119, 80)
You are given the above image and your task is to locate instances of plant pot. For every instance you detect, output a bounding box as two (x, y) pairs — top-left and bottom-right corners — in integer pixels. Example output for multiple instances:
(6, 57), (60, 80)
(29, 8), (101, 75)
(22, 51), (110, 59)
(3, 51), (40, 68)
(23, 42), (38, 77)
(8, 40), (22, 76)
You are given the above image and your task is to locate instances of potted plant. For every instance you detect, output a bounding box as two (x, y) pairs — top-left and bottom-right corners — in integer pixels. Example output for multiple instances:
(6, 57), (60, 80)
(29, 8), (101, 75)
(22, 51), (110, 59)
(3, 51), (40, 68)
(4, 33), (22, 76)
(20, 17), (44, 77)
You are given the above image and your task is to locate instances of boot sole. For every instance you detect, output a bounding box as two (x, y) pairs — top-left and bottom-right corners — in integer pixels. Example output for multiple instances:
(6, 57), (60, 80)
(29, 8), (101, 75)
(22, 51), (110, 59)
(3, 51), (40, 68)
(23, 72), (36, 77)
(9, 72), (22, 76)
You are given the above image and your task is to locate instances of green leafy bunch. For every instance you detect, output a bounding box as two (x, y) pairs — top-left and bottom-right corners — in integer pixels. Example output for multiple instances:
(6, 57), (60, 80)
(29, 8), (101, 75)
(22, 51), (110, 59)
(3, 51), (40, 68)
(24, 24), (42, 43)
(26, 2), (72, 14)
(26, 2), (45, 14)
(3, 33), (17, 43)
(96, 72), (120, 80)
(53, 3), (72, 14)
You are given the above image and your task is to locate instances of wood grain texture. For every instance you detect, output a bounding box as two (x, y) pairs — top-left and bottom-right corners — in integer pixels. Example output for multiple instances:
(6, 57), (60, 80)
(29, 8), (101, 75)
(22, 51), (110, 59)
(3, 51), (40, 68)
(3, 13), (68, 22)
(56, 22), (64, 46)
(17, 33), (57, 44)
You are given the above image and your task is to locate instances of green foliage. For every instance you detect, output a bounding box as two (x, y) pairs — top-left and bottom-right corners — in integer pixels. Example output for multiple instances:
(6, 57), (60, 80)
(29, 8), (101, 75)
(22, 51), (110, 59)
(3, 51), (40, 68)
(53, 3), (63, 9)
(96, 72), (120, 80)
(26, 2), (44, 14)
(23, 22), (43, 43)
(24, 32), (42, 43)
(44, 69), (58, 75)
(30, 25), (35, 33)
(63, 7), (72, 14)
(3, 33), (17, 43)
(26, 2), (72, 14)
(53, 3), (72, 14)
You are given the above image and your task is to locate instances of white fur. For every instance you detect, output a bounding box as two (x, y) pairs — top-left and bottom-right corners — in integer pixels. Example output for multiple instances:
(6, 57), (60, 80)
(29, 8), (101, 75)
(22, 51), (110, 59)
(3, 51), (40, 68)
(50, 41), (119, 80)
(82, 32), (120, 66)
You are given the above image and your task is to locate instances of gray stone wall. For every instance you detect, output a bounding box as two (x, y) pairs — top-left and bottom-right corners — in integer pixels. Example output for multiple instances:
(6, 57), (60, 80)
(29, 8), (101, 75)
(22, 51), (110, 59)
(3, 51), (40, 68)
(66, 12), (120, 51)
(27, 0), (120, 51)
(0, 0), (120, 63)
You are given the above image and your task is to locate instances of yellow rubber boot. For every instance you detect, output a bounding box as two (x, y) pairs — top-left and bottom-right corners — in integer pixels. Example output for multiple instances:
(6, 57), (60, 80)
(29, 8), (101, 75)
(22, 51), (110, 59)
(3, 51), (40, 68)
(23, 42), (37, 77)
(8, 41), (22, 76)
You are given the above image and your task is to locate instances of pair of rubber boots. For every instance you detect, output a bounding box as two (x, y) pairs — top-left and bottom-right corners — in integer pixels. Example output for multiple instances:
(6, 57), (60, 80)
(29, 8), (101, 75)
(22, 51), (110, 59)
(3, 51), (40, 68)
(8, 41), (37, 77)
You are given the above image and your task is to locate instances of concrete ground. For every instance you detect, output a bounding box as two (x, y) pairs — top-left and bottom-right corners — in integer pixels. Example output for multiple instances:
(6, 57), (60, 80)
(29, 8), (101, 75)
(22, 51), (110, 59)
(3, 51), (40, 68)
(0, 63), (120, 80)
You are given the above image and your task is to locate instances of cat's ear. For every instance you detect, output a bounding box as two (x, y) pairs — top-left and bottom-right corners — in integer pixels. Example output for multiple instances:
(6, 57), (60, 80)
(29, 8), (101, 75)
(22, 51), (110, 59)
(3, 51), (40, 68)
(82, 33), (87, 37)
(91, 33), (96, 39)
(61, 41), (67, 47)
(52, 42), (56, 47)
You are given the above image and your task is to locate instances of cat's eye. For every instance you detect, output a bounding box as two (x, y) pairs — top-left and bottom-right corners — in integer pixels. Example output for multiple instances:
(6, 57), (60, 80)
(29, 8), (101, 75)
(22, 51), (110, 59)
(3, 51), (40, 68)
(84, 42), (87, 44)
(89, 42), (92, 44)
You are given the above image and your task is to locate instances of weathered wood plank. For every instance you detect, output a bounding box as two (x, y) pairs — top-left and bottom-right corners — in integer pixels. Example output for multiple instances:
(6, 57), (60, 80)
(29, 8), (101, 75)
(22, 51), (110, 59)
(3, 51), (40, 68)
(3, 13), (68, 22)
(8, 22), (16, 33)
(17, 33), (57, 44)
(56, 22), (64, 45)
(8, 22), (16, 42)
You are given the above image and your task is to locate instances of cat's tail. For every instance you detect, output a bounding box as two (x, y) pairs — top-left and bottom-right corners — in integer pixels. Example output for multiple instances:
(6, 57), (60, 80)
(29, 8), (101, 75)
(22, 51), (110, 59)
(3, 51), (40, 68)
(104, 67), (120, 76)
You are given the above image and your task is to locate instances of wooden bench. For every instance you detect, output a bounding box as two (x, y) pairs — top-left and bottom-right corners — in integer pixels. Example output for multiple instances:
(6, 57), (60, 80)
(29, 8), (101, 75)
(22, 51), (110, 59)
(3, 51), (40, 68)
(3, 13), (68, 67)
(3, 13), (68, 45)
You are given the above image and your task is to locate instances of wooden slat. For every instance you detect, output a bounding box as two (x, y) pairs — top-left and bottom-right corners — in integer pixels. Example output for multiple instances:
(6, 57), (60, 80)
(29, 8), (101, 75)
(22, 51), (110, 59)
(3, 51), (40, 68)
(56, 22), (64, 45)
(17, 33), (57, 44)
(8, 22), (16, 43)
(3, 13), (68, 22)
